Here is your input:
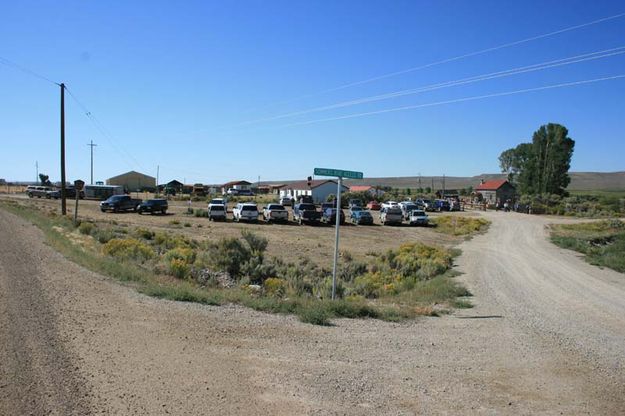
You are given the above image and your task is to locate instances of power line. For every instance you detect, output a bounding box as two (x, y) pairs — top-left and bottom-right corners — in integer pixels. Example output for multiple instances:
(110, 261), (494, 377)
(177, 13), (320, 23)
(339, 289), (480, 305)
(232, 46), (625, 127)
(237, 11), (625, 113)
(64, 86), (146, 171)
(0, 56), (59, 86)
(277, 74), (625, 128)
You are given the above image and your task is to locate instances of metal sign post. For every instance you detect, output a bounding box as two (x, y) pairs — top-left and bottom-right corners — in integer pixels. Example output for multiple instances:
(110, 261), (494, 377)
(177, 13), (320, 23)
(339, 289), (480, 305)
(314, 168), (363, 300)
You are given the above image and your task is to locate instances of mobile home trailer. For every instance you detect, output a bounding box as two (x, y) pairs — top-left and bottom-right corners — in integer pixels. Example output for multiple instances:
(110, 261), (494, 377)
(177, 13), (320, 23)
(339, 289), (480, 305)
(83, 184), (124, 200)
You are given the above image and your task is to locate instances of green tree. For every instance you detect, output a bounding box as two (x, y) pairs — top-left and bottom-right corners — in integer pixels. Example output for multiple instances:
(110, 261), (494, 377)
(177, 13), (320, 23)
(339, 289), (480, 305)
(499, 123), (574, 195)
(38, 173), (51, 186)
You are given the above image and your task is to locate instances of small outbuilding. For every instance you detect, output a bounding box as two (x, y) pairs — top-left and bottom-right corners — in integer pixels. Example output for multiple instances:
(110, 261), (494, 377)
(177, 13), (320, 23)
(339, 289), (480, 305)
(475, 179), (516, 205)
(106, 171), (156, 192)
(221, 180), (252, 194)
(280, 180), (349, 204)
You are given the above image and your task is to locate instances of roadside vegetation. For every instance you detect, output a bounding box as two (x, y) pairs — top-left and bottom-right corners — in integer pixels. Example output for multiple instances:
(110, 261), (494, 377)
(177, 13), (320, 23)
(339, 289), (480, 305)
(1, 200), (472, 325)
(550, 220), (625, 273)
(430, 215), (490, 236)
(520, 193), (625, 217)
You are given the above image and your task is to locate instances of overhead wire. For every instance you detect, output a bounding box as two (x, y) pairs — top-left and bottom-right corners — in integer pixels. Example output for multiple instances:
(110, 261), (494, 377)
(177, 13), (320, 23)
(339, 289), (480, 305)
(276, 74), (625, 128)
(238, 11), (625, 112)
(0, 54), (145, 172)
(0, 55), (59, 86)
(232, 46), (625, 127)
(64, 87), (146, 171)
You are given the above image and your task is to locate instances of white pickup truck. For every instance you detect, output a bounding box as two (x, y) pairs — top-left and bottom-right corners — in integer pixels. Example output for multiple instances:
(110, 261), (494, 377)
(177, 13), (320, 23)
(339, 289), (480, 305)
(233, 203), (259, 222)
(262, 204), (288, 223)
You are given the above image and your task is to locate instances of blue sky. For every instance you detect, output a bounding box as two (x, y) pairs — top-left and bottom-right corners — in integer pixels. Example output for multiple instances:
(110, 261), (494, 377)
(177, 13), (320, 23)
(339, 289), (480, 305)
(1, 0), (624, 184)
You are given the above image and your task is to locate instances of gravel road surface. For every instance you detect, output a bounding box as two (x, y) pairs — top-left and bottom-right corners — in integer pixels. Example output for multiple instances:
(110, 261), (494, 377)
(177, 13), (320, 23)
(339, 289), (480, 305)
(1, 207), (624, 414)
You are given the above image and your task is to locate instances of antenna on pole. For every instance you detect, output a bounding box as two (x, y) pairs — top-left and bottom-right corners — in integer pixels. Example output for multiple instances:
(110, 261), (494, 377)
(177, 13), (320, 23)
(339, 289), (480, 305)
(87, 140), (97, 185)
(36, 161), (39, 184)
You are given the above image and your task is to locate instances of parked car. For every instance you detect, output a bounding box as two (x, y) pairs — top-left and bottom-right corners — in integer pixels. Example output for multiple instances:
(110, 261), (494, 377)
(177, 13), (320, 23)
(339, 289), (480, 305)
(321, 207), (345, 225)
(350, 210), (374, 225)
(292, 203), (320, 225)
(26, 185), (53, 198)
(382, 201), (400, 209)
(366, 200), (381, 210)
(414, 199), (426, 209)
(209, 197), (226, 206)
(279, 196), (292, 206)
(100, 195), (142, 212)
(348, 199), (363, 208)
(137, 199), (168, 215)
(297, 195), (314, 204)
(400, 202), (420, 220)
(237, 189), (255, 196)
(422, 199), (435, 212)
(349, 205), (363, 216)
(207, 204), (227, 221)
(380, 206), (403, 225)
(408, 209), (429, 226)
(320, 202), (335, 213)
(233, 203), (259, 222)
(434, 199), (451, 212)
(46, 187), (83, 199)
(263, 204), (288, 222)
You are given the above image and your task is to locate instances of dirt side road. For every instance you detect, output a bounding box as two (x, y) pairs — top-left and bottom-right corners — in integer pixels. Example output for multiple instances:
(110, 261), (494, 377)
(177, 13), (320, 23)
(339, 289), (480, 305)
(1, 208), (624, 414)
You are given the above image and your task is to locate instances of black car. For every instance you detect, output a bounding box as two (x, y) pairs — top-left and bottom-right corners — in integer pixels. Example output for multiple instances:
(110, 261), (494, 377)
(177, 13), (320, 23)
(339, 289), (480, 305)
(321, 208), (345, 225)
(47, 187), (83, 199)
(137, 199), (168, 214)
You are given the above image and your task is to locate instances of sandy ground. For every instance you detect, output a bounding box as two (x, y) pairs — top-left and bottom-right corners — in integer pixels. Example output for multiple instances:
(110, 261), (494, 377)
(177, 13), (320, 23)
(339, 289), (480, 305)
(6, 195), (465, 265)
(1, 207), (624, 415)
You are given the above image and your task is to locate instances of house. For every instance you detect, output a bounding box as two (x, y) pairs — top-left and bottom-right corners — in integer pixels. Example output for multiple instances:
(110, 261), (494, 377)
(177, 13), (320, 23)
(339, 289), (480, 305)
(270, 184), (287, 195)
(164, 180), (184, 194)
(106, 171), (156, 192)
(475, 180), (516, 205)
(257, 185), (271, 194)
(349, 185), (385, 198)
(221, 180), (252, 194)
(280, 180), (349, 204)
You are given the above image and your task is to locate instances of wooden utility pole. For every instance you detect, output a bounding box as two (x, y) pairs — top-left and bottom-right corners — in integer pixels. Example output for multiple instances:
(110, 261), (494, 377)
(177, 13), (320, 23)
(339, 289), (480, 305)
(60, 83), (67, 215)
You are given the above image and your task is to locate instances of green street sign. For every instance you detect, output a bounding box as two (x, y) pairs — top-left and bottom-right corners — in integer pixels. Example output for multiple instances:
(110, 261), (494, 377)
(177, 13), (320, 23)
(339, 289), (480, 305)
(314, 167), (363, 180)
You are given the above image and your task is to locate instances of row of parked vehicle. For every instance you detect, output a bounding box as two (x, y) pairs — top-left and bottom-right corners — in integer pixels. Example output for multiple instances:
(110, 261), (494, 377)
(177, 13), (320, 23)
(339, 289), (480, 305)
(95, 195), (433, 226)
(99, 195), (169, 214)
(204, 197), (430, 226)
(26, 185), (83, 199)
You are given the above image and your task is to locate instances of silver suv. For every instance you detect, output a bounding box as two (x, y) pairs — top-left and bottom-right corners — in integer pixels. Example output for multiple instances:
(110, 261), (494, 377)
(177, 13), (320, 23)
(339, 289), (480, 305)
(380, 206), (403, 225)
(26, 185), (53, 198)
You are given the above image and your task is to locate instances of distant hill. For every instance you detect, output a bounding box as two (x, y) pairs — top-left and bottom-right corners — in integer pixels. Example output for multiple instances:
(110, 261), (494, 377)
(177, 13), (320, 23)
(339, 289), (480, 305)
(262, 172), (625, 191)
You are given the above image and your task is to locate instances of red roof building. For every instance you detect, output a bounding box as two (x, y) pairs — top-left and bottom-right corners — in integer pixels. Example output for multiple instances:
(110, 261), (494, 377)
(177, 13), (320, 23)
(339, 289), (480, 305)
(475, 179), (509, 191)
(475, 179), (516, 206)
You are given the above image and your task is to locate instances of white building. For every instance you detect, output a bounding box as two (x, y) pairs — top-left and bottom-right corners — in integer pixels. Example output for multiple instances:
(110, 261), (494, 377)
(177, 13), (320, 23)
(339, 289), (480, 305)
(221, 180), (252, 194)
(280, 180), (349, 204)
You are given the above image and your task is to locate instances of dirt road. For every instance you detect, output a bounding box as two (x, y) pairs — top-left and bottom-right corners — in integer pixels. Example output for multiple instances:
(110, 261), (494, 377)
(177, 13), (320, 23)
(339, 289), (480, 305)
(1, 207), (624, 414)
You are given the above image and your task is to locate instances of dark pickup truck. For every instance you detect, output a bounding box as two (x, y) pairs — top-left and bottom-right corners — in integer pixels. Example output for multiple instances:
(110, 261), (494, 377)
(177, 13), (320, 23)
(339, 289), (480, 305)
(100, 195), (142, 213)
(292, 203), (320, 225)
(137, 199), (168, 214)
